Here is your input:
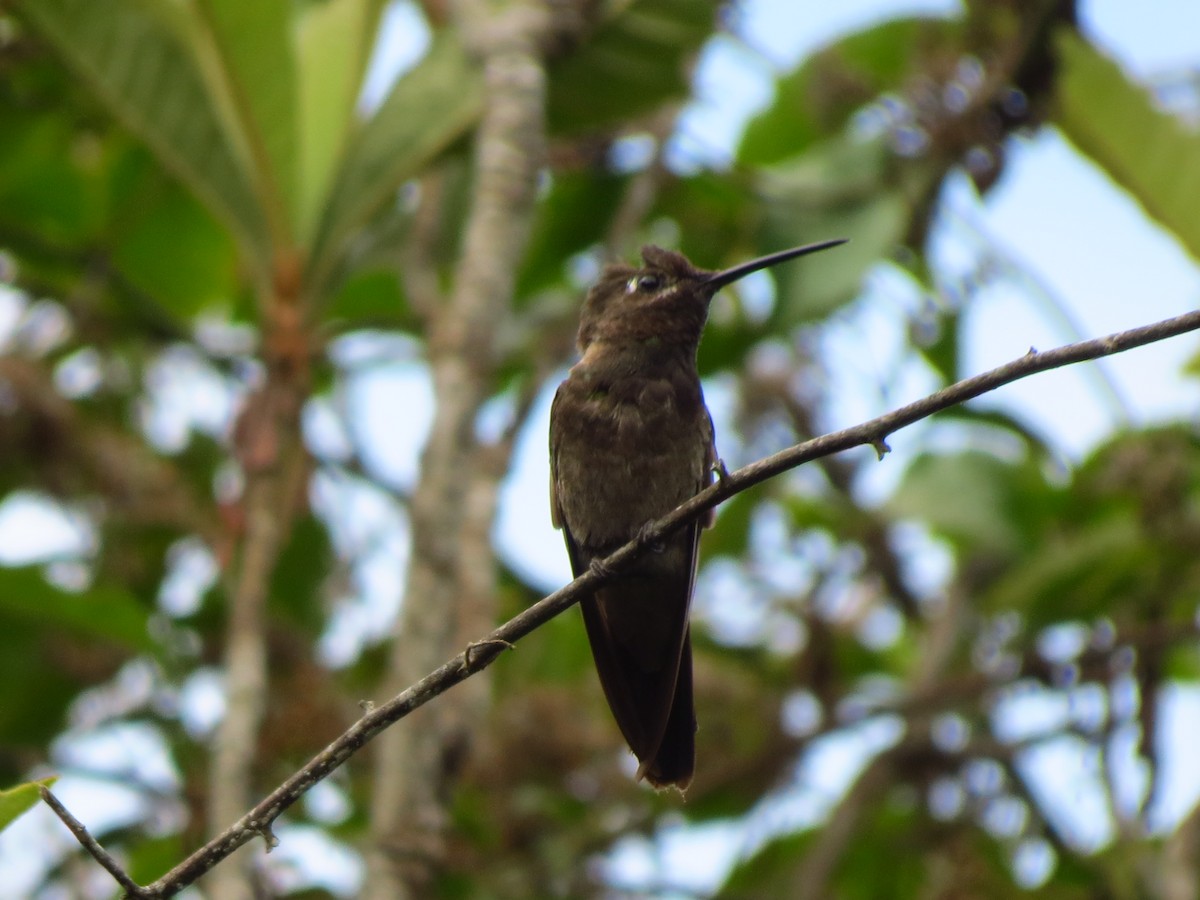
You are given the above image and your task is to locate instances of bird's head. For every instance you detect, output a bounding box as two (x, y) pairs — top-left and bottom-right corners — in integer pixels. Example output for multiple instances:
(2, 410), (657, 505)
(576, 239), (847, 355)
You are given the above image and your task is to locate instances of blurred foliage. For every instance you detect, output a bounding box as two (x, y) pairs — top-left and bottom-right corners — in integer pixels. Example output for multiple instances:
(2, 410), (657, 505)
(0, 0), (1198, 897)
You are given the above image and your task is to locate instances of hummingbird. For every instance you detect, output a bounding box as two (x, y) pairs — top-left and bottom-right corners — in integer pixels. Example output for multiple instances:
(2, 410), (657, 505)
(549, 238), (846, 790)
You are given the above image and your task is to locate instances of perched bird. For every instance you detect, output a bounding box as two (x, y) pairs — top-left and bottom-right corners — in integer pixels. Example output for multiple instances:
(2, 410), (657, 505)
(549, 239), (846, 790)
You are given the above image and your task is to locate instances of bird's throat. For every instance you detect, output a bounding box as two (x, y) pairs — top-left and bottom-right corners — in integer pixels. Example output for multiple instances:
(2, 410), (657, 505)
(576, 337), (697, 382)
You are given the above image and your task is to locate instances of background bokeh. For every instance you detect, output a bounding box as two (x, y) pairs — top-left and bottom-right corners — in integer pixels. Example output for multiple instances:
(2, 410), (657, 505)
(0, 0), (1199, 896)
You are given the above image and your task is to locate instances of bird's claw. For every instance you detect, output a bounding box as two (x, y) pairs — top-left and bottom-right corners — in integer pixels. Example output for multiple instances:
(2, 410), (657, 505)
(635, 521), (666, 554)
(711, 458), (730, 481)
(589, 557), (617, 579)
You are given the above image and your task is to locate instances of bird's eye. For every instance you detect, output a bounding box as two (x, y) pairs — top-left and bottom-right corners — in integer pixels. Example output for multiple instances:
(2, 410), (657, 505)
(628, 274), (661, 294)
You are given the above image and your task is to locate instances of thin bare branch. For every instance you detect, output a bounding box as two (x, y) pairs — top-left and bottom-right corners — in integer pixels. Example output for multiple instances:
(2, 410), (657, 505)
(40, 787), (151, 900)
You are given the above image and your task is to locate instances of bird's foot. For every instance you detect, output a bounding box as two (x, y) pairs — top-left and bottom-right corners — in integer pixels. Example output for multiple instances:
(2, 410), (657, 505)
(635, 521), (666, 554)
(588, 556), (617, 579)
(711, 458), (730, 482)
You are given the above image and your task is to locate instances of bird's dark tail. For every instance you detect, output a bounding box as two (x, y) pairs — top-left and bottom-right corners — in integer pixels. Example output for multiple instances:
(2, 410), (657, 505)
(637, 633), (694, 790)
(580, 566), (696, 792)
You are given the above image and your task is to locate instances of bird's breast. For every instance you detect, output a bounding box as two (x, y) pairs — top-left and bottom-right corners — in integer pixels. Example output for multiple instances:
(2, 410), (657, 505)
(552, 370), (711, 550)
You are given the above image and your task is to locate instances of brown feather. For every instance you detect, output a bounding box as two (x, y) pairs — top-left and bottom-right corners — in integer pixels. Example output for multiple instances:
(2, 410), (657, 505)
(565, 525), (698, 788)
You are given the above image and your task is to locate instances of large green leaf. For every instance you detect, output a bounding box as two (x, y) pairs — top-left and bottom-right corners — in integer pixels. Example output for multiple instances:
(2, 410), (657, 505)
(887, 450), (1051, 558)
(195, 0), (297, 247)
(758, 134), (939, 323)
(1054, 30), (1200, 262)
(515, 170), (628, 302)
(322, 200), (416, 326)
(660, 172), (752, 271)
(307, 33), (484, 300)
(0, 566), (155, 652)
(547, 0), (716, 134)
(0, 628), (80, 776)
(981, 517), (1147, 624)
(739, 16), (960, 166)
(296, 0), (379, 244)
(14, 0), (269, 269)
(0, 84), (107, 247)
(0, 61), (237, 321)
(269, 514), (333, 636)
(107, 150), (240, 317)
(125, 834), (188, 887)
(719, 829), (816, 897)
(0, 568), (150, 767)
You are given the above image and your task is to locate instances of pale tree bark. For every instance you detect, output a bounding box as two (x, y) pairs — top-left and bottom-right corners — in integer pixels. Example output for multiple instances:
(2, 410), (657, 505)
(365, 3), (549, 896)
(1160, 800), (1200, 900)
(207, 290), (311, 900)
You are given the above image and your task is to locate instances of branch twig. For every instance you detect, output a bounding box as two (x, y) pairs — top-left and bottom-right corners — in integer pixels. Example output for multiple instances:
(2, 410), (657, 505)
(40, 787), (151, 900)
(43, 307), (1200, 898)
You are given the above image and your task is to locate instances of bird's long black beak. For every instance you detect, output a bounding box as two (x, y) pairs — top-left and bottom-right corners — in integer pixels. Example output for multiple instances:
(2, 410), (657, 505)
(703, 238), (848, 292)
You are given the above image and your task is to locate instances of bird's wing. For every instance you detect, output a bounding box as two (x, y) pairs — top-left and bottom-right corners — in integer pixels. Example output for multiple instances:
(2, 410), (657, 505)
(548, 386), (566, 531)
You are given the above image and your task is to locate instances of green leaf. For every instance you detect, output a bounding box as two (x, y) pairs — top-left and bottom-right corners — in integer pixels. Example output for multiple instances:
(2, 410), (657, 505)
(1164, 644), (1200, 682)
(516, 171), (628, 302)
(697, 319), (771, 374)
(758, 135), (938, 323)
(125, 834), (187, 887)
(981, 517), (1144, 623)
(933, 405), (1054, 455)
(916, 305), (960, 382)
(0, 778), (56, 833)
(493, 602), (595, 686)
(269, 515), (333, 635)
(781, 492), (865, 539)
(887, 450), (1047, 557)
(0, 566), (154, 652)
(547, 0), (715, 134)
(296, 0), (377, 244)
(308, 33), (483, 298)
(108, 151), (240, 316)
(0, 101), (107, 246)
(719, 829), (815, 897)
(1054, 30), (1200, 262)
(195, 0), (297, 246)
(704, 490), (758, 558)
(0, 644), (80, 775)
(740, 16), (960, 166)
(327, 269), (409, 325)
(824, 801), (932, 900)
(14, 0), (269, 268)
(657, 173), (755, 276)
